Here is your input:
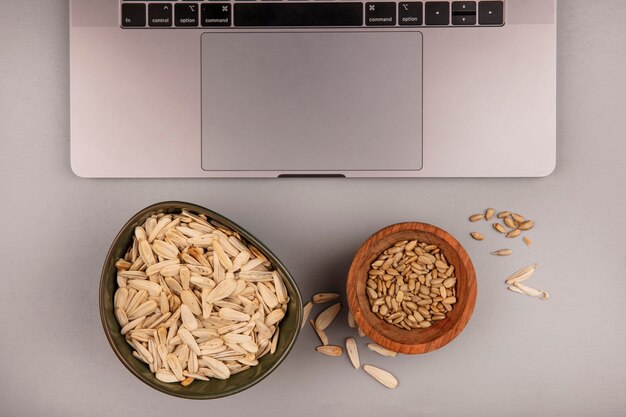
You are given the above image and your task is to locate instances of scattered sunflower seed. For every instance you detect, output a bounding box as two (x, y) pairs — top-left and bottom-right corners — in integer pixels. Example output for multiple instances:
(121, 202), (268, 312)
(469, 214), (485, 222)
(312, 292), (340, 304)
(301, 301), (313, 330)
(367, 343), (397, 357)
(470, 232), (485, 241)
(493, 223), (507, 234)
(514, 282), (550, 300)
(491, 249), (513, 256)
(363, 365), (398, 389)
(310, 320), (329, 346)
(511, 213), (525, 223)
(504, 216), (516, 229)
(505, 264), (537, 285)
(315, 345), (343, 357)
(345, 337), (360, 369)
(315, 302), (342, 331)
(347, 310), (356, 328)
(506, 229), (521, 238)
(518, 220), (534, 231)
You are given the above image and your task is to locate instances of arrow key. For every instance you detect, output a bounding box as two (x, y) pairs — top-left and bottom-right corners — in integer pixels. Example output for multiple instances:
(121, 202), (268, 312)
(478, 1), (503, 25)
(452, 14), (476, 25)
(149, 3), (173, 27)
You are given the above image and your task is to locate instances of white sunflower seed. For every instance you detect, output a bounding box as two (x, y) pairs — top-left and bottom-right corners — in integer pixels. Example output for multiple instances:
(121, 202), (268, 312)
(155, 370), (178, 383)
(178, 327), (201, 356)
(315, 302), (341, 331)
(258, 282), (279, 309)
(127, 300), (157, 320)
(505, 264), (537, 285)
(315, 345), (343, 356)
(202, 357), (231, 380)
(265, 309), (285, 326)
(367, 343), (397, 357)
(127, 280), (161, 297)
(301, 302), (313, 330)
(166, 353), (184, 381)
(311, 292), (340, 304)
(347, 310), (356, 328)
(310, 320), (329, 345)
(219, 308), (250, 322)
(363, 364), (398, 389)
(345, 337), (360, 369)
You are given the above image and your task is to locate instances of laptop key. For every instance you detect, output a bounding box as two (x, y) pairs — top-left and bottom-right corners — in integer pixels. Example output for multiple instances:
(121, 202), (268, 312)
(234, 3), (363, 27)
(148, 3), (173, 27)
(452, 1), (476, 13)
(452, 14), (475, 25)
(425, 2), (449, 25)
(452, 1), (475, 25)
(478, 1), (503, 25)
(366, 3), (397, 26)
(201, 4), (231, 27)
(175, 3), (199, 26)
(121, 3), (146, 27)
(399, 2), (423, 26)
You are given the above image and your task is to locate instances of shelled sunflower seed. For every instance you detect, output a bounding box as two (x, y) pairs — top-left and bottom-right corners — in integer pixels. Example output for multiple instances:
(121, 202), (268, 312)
(468, 208), (547, 296)
(113, 209), (289, 386)
(469, 209), (535, 243)
(366, 240), (457, 330)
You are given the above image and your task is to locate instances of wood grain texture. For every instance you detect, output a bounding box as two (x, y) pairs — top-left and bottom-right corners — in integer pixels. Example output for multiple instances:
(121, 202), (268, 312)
(347, 222), (477, 355)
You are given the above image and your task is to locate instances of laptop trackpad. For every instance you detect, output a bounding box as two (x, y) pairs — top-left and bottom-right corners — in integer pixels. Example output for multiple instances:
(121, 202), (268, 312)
(201, 31), (422, 172)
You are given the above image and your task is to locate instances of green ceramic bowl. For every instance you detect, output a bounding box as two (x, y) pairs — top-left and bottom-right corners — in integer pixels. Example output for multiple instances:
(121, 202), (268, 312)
(99, 201), (303, 399)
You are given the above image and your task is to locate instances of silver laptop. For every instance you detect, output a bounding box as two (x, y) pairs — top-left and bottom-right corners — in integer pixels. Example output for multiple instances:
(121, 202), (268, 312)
(70, 0), (556, 178)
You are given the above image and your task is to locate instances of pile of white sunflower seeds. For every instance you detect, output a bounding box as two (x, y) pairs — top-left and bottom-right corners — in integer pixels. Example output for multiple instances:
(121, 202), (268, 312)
(366, 240), (457, 330)
(113, 209), (288, 386)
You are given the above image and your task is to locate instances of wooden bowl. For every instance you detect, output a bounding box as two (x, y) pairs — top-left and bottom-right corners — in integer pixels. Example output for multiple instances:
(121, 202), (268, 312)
(347, 222), (477, 355)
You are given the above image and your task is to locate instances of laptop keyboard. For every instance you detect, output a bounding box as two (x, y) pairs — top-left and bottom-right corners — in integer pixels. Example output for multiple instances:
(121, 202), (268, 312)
(121, 0), (504, 28)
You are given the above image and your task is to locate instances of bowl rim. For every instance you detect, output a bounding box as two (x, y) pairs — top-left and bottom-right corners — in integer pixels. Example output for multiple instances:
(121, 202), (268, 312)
(346, 221), (477, 354)
(99, 201), (303, 399)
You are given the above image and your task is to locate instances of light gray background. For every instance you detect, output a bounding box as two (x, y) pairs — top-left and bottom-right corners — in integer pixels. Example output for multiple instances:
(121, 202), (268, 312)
(1, 1), (625, 416)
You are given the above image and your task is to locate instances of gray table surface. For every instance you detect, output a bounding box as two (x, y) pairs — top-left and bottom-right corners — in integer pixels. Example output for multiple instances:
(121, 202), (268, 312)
(1, 1), (625, 416)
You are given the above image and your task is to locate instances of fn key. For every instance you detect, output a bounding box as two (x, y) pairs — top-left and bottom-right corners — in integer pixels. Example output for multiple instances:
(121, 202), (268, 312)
(121, 4), (146, 27)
